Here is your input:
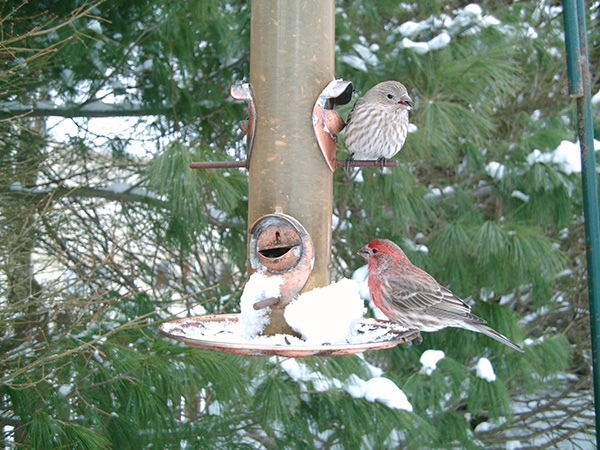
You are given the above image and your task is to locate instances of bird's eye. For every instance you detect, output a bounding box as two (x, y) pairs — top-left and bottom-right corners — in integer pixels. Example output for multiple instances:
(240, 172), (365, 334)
(386, 94), (393, 99)
(372, 248), (379, 254)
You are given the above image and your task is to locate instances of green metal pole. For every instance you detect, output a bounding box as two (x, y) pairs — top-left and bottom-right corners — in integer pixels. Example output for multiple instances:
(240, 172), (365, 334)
(562, 0), (600, 443)
(562, 0), (582, 97)
(248, 0), (335, 334)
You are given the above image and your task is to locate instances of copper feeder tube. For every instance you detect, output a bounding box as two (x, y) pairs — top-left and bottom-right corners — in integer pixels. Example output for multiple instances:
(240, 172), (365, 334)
(248, 0), (334, 334)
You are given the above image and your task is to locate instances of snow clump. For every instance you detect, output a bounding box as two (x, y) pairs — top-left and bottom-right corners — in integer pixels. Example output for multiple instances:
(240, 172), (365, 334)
(476, 357), (497, 382)
(285, 278), (366, 344)
(238, 272), (283, 339)
(419, 350), (446, 376)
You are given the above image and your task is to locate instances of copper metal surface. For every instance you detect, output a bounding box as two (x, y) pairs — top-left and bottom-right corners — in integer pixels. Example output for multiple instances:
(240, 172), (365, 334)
(230, 82), (256, 168)
(159, 314), (420, 357)
(312, 79), (353, 171)
(189, 161), (247, 169)
(334, 159), (399, 169)
(248, 213), (315, 304)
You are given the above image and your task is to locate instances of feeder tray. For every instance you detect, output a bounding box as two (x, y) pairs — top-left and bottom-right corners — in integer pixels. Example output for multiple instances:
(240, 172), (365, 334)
(159, 314), (421, 357)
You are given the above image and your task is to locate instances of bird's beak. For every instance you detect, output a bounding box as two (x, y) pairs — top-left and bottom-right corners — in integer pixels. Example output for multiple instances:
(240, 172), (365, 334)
(357, 246), (371, 260)
(399, 94), (413, 110)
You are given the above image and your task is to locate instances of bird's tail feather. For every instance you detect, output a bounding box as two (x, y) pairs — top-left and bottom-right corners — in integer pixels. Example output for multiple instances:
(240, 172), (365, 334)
(470, 324), (524, 353)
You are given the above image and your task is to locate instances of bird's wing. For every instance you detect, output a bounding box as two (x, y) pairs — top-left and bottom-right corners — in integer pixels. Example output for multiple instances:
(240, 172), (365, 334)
(387, 275), (486, 324)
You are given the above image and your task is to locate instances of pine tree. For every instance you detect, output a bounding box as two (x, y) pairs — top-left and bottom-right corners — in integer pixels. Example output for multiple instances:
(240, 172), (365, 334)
(1, 1), (597, 449)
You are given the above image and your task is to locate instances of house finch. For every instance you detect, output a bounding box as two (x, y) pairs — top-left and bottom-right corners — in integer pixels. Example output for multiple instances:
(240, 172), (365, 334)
(358, 239), (524, 352)
(343, 81), (412, 164)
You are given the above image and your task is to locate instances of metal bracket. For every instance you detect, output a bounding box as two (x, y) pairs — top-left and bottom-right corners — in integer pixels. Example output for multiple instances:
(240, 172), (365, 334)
(190, 79), (398, 171)
(312, 79), (353, 172)
(231, 82), (256, 169)
(248, 211), (314, 308)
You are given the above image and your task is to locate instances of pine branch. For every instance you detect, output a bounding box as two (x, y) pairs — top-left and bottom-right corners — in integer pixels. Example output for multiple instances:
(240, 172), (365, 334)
(1, 184), (167, 208)
(0, 1), (108, 46)
(0, 101), (169, 118)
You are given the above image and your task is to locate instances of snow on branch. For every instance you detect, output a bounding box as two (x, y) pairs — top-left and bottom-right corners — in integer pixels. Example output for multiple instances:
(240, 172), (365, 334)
(0, 100), (168, 118)
(5, 183), (167, 207)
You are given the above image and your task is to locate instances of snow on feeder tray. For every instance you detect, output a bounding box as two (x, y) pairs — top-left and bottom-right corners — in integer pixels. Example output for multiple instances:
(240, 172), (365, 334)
(159, 212), (420, 357)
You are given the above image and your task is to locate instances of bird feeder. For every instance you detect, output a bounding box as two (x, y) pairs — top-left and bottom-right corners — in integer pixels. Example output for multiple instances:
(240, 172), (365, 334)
(159, 0), (417, 356)
(248, 212), (314, 336)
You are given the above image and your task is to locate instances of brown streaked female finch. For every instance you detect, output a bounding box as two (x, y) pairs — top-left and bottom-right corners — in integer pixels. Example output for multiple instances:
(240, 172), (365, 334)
(343, 81), (412, 165)
(358, 239), (524, 352)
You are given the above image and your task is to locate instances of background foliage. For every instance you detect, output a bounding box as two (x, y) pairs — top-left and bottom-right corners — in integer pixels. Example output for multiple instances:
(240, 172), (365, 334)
(1, 0), (598, 448)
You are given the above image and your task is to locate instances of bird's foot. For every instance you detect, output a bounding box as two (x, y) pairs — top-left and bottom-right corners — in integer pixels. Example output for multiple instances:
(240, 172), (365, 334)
(414, 330), (423, 345)
(376, 157), (387, 172)
(344, 154), (355, 176)
(405, 329), (422, 347)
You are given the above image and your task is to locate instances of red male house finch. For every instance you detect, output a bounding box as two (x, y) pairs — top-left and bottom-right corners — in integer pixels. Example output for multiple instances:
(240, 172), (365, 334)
(358, 239), (524, 352)
(343, 81), (413, 164)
